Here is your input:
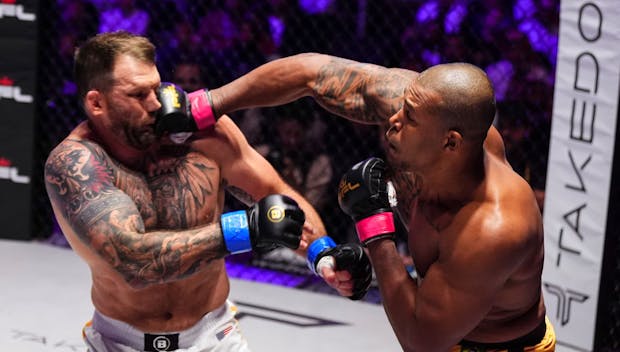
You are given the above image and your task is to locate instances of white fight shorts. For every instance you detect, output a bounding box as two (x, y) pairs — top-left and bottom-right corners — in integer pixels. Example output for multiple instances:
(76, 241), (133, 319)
(82, 300), (251, 352)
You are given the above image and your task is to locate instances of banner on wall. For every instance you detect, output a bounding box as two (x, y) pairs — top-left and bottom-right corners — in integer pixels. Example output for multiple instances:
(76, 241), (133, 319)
(543, 1), (620, 351)
(0, 0), (38, 240)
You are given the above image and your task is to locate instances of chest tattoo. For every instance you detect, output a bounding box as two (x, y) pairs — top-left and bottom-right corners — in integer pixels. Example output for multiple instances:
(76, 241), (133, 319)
(145, 152), (219, 228)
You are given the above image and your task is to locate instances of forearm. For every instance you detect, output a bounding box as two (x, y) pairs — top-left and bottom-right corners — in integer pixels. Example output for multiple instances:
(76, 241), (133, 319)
(367, 239), (421, 351)
(93, 220), (228, 289)
(229, 157), (328, 253)
(211, 53), (326, 115)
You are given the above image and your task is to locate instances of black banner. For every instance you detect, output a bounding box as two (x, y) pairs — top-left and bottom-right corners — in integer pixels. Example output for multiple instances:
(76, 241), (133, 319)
(0, 0), (38, 240)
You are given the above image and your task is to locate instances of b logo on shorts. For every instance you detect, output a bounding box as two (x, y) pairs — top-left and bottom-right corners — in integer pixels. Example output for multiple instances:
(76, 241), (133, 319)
(154, 336), (170, 351)
(144, 333), (179, 352)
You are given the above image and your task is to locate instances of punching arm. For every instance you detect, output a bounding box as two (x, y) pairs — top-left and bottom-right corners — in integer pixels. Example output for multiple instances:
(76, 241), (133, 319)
(211, 53), (416, 124)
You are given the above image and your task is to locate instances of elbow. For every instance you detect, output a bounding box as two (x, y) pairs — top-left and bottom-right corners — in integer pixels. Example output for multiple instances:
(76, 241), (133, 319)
(290, 52), (332, 71)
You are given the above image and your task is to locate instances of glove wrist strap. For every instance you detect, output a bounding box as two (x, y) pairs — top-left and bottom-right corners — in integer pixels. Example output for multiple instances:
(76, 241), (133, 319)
(306, 236), (336, 275)
(221, 210), (252, 254)
(188, 89), (216, 129)
(356, 212), (395, 244)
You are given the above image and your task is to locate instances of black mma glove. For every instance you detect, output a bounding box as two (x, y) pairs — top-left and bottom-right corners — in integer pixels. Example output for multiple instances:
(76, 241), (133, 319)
(306, 237), (373, 301)
(155, 82), (217, 135)
(339, 157), (397, 245)
(221, 194), (305, 254)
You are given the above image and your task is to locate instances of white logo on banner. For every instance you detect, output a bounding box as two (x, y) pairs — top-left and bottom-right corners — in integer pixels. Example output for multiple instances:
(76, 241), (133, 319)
(0, 158), (29, 184)
(0, 2), (36, 21)
(0, 166), (30, 184)
(0, 77), (33, 103)
(543, 1), (620, 351)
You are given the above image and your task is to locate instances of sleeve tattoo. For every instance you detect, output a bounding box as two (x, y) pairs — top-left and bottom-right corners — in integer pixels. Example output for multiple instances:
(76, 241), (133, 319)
(314, 58), (409, 123)
(44, 141), (226, 287)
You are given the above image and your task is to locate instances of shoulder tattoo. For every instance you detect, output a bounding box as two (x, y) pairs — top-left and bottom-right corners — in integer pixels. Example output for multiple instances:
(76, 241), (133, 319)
(315, 58), (408, 123)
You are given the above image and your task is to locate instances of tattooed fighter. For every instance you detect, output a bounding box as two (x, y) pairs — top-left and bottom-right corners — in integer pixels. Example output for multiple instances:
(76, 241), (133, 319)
(171, 54), (557, 351)
(44, 33), (371, 352)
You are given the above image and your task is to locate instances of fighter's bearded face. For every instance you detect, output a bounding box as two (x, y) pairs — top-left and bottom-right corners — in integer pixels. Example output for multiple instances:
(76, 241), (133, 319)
(100, 54), (161, 151)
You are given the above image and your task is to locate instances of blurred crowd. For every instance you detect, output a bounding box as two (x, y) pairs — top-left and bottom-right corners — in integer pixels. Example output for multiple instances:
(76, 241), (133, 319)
(42, 0), (558, 261)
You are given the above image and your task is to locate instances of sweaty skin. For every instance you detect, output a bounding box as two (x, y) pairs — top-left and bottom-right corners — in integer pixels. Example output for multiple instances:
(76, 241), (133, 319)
(209, 53), (547, 351)
(45, 54), (325, 332)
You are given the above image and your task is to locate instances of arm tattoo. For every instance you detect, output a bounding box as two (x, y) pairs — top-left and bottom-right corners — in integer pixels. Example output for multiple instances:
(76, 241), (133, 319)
(45, 141), (227, 287)
(315, 58), (410, 123)
(89, 216), (226, 288)
(225, 183), (256, 206)
(44, 141), (117, 226)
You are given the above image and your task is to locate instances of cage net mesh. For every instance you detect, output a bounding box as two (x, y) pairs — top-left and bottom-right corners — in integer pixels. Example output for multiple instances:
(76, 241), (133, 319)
(35, 0), (555, 241)
(30, 0), (619, 347)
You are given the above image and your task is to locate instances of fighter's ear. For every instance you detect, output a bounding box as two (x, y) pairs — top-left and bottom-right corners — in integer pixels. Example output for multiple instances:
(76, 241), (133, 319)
(85, 90), (104, 116)
(444, 130), (463, 151)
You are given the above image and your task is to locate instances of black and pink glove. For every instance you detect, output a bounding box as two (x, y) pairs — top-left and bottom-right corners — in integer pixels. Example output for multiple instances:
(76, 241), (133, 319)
(155, 82), (217, 136)
(338, 157), (397, 245)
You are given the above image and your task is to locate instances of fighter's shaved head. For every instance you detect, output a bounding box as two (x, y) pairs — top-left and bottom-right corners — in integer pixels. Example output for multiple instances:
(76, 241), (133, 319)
(416, 63), (496, 144)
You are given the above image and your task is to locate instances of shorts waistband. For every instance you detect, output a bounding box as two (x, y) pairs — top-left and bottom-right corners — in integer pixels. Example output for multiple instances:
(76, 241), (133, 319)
(459, 318), (547, 351)
(92, 301), (229, 350)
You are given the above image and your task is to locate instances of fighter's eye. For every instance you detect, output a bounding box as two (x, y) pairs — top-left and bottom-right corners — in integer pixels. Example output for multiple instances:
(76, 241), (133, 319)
(404, 108), (414, 122)
(130, 92), (148, 99)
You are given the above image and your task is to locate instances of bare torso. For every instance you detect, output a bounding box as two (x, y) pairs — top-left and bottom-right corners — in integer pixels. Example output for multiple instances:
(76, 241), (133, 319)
(397, 146), (546, 343)
(57, 122), (230, 332)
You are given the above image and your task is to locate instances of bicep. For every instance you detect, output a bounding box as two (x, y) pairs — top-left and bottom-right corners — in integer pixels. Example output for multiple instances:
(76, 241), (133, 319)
(312, 58), (413, 124)
(44, 142), (145, 245)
